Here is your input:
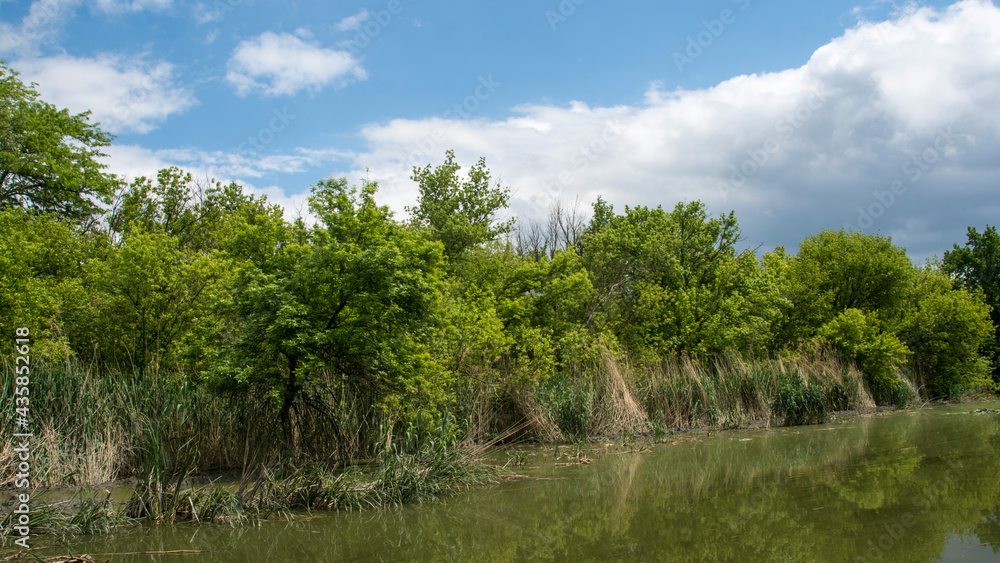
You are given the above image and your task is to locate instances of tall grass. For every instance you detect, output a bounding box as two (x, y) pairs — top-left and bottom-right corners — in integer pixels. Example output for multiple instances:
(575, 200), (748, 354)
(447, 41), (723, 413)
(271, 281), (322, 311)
(0, 360), (246, 488)
(0, 347), (907, 543)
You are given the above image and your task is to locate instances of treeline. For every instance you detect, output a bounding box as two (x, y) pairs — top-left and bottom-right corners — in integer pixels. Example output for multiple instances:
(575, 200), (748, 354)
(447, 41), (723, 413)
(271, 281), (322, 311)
(2, 61), (999, 471)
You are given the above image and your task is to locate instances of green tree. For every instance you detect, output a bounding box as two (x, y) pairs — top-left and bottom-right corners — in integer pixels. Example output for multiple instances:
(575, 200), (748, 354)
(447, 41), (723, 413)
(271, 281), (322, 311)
(816, 308), (912, 404)
(0, 209), (92, 358)
(407, 150), (513, 262)
(202, 178), (446, 450)
(84, 229), (228, 370)
(898, 268), (994, 396)
(581, 200), (779, 357)
(942, 225), (1000, 384)
(110, 166), (249, 252)
(0, 62), (117, 223)
(776, 230), (914, 345)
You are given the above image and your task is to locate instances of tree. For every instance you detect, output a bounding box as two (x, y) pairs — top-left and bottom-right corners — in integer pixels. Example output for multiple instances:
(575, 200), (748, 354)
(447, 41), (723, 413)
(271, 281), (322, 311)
(899, 268), (995, 396)
(202, 178), (446, 451)
(943, 225), (1000, 384)
(0, 208), (92, 359)
(817, 308), (912, 404)
(580, 200), (779, 357)
(0, 62), (117, 223)
(109, 166), (249, 252)
(407, 150), (513, 261)
(775, 230), (914, 345)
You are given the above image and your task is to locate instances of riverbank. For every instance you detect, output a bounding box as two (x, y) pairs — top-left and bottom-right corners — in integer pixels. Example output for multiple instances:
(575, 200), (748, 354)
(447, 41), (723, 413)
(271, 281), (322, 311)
(5, 401), (1000, 562)
(1, 352), (995, 552)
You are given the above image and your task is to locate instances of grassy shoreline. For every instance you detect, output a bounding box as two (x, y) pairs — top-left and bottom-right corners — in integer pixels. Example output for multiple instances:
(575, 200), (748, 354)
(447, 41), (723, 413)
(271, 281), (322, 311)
(0, 352), (991, 546)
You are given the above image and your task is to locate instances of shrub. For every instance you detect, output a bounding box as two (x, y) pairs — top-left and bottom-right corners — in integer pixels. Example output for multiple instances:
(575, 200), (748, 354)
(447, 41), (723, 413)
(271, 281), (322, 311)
(772, 374), (827, 426)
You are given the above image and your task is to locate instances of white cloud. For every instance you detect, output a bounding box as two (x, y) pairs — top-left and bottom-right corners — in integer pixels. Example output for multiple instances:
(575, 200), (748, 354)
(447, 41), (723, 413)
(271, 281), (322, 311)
(13, 54), (197, 134)
(335, 9), (370, 31)
(226, 31), (366, 96)
(0, 0), (81, 56)
(346, 0), (1000, 260)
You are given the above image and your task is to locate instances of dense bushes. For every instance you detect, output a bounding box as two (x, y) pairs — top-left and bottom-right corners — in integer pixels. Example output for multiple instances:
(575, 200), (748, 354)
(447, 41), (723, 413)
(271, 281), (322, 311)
(0, 63), (997, 491)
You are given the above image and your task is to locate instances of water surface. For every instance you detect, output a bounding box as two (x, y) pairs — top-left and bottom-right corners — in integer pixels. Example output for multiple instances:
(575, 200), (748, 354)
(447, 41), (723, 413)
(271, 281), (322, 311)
(31, 403), (1000, 562)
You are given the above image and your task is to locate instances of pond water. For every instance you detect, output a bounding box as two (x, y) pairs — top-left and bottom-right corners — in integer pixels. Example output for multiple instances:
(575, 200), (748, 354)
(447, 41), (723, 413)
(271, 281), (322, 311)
(30, 402), (1000, 562)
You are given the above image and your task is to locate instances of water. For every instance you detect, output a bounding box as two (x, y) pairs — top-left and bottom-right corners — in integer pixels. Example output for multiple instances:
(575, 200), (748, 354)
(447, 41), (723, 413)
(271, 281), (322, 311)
(28, 403), (1000, 562)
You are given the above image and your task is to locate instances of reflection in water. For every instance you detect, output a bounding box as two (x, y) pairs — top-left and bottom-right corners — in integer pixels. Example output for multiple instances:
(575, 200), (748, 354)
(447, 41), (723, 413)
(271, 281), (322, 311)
(31, 404), (1000, 562)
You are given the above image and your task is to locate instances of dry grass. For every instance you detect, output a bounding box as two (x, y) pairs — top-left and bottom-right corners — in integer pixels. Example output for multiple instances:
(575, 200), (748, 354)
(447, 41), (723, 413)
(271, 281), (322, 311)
(592, 352), (648, 436)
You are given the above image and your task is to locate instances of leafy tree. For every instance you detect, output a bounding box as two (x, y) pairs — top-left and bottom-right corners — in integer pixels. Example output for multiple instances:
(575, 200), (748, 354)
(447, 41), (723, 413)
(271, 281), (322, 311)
(776, 230), (914, 345)
(109, 166), (249, 251)
(943, 225), (1000, 384)
(581, 200), (779, 357)
(898, 268), (994, 396)
(816, 308), (912, 404)
(407, 150), (513, 261)
(84, 229), (228, 370)
(0, 209), (92, 358)
(0, 62), (117, 223)
(202, 178), (446, 449)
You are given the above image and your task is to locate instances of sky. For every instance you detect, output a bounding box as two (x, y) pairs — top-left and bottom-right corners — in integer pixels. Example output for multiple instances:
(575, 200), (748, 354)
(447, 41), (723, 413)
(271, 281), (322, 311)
(1, 0), (999, 261)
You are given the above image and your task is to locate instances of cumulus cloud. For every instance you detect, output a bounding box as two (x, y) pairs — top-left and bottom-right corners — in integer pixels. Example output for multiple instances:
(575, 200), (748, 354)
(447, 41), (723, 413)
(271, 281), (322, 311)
(347, 0), (1000, 259)
(226, 31), (366, 96)
(0, 0), (81, 56)
(14, 54), (197, 134)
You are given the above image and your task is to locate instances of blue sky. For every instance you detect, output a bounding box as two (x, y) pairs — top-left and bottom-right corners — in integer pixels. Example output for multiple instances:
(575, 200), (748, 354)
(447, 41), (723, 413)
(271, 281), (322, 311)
(2, 0), (999, 260)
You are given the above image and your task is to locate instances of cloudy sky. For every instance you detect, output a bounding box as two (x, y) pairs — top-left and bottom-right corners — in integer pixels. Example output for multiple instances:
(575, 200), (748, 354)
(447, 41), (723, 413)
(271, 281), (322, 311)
(2, 0), (998, 260)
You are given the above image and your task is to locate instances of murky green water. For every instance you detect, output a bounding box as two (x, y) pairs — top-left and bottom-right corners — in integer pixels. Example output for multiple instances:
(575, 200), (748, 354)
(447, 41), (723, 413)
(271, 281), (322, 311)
(29, 403), (1000, 562)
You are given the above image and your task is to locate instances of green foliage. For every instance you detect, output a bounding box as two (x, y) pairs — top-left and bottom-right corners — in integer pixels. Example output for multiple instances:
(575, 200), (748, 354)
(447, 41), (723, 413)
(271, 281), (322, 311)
(0, 209), (91, 359)
(407, 150), (513, 261)
(778, 230), (914, 343)
(582, 200), (781, 358)
(0, 61), (117, 223)
(85, 230), (229, 369)
(110, 166), (249, 251)
(772, 374), (828, 426)
(536, 373), (595, 440)
(943, 225), (1000, 385)
(816, 308), (911, 405)
(899, 268), (995, 397)
(201, 177), (447, 446)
